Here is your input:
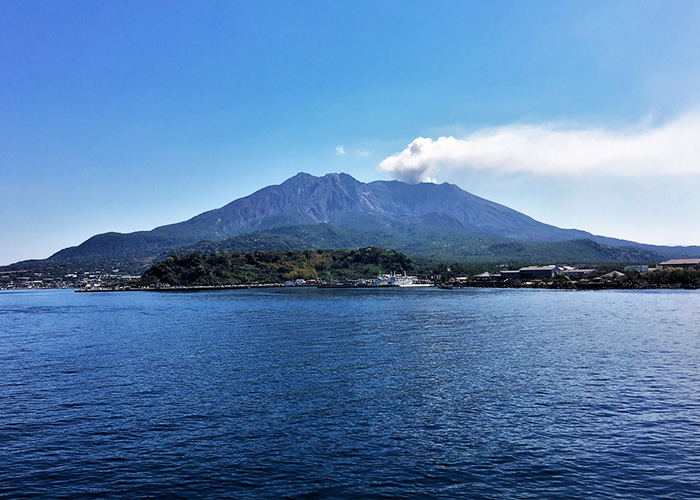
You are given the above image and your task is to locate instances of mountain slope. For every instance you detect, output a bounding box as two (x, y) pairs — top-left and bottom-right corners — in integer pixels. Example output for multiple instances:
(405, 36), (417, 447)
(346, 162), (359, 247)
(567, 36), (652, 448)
(165, 225), (666, 264)
(12, 171), (698, 271)
(152, 172), (596, 243)
(51, 173), (593, 259)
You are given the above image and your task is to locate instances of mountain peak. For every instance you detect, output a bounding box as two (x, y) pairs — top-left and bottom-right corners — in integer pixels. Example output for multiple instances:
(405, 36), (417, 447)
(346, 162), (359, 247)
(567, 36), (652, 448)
(287, 172), (358, 182)
(277, 172), (362, 194)
(43, 171), (698, 269)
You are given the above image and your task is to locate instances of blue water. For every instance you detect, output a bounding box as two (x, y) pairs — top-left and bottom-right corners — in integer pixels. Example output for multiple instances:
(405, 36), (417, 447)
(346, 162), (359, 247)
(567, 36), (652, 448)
(1, 287), (699, 499)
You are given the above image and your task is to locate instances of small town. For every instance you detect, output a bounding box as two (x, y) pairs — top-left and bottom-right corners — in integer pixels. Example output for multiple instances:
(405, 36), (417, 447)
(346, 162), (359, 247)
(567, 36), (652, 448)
(0, 269), (140, 290)
(442, 258), (700, 289)
(3, 258), (699, 291)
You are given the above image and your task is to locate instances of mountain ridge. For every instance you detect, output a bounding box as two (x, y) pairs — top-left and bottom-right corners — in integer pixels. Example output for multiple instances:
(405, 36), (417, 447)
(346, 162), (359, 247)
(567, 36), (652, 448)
(6, 172), (700, 273)
(50, 172), (595, 259)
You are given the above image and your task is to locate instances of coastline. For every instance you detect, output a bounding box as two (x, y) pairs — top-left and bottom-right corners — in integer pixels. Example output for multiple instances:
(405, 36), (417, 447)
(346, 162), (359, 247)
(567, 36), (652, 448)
(440, 281), (700, 291)
(70, 281), (700, 293)
(76, 283), (435, 293)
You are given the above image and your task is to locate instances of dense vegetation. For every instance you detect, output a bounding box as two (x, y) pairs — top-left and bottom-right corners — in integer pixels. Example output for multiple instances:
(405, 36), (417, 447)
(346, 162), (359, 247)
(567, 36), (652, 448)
(623, 267), (700, 287)
(171, 227), (667, 264)
(513, 267), (700, 289)
(132, 247), (416, 286)
(131, 242), (700, 289)
(10, 232), (664, 280)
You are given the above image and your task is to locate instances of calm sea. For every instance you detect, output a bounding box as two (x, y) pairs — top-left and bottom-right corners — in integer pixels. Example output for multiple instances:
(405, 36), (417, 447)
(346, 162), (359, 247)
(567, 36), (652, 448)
(1, 287), (699, 499)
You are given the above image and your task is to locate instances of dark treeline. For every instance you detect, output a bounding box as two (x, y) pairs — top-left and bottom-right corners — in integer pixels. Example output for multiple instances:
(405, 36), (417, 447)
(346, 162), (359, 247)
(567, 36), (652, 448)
(133, 247), (416, 286)
(127, 247), (700, 289)
(623, 268), (700, 287)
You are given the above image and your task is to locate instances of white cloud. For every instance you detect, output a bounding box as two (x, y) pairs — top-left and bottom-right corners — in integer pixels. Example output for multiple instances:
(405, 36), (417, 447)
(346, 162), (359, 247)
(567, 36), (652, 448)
(379, 111), (700, 183)
(335, 145), (346, 155)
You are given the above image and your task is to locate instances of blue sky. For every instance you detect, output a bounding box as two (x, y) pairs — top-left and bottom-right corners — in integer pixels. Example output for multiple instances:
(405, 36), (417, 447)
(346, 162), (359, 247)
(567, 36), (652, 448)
(3, 1), (700, 265)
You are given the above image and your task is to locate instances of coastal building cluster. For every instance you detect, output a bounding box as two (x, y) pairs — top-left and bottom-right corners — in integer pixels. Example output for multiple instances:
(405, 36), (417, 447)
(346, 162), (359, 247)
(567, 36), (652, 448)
(463, 264), (595, 284)
(457, 259), (700, 285)
(3, 259), (699, 291)
(287, 273), (431, 288)
(0, 269), (140, 290)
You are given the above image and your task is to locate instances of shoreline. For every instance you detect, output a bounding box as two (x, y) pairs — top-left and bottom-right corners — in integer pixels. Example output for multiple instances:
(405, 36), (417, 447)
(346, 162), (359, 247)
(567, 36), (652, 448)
(75, 283), (436, 293)
(68, 281), (700, 293)
(441, 282), (700, 291)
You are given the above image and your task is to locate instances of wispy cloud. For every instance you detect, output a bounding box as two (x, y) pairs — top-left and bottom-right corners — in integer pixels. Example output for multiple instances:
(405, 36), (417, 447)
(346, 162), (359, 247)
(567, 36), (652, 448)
(335, 145), (346, 155)
(379, 111), (700, 183)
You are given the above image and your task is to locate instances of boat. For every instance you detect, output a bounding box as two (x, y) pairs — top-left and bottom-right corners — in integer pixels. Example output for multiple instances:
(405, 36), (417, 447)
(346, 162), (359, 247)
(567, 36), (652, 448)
(372, 273), (414, 286)
(318, 273), (417, 288)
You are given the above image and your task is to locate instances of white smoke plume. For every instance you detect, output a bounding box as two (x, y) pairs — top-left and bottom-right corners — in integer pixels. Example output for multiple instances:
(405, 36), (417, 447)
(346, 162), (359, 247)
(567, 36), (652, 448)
(379, 111), (700, 183)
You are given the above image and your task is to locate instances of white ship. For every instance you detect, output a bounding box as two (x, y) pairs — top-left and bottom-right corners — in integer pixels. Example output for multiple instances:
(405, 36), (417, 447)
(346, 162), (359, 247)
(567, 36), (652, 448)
(372, 273), (415, 287)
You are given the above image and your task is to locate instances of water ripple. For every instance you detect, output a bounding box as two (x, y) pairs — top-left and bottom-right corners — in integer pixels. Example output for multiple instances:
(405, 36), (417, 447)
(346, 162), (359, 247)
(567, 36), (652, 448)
(1, 288), (699, 498)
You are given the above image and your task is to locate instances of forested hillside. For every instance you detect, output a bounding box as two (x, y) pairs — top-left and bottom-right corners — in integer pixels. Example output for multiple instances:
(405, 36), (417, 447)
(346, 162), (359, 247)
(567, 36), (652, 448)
(133, 247), (415, 287)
